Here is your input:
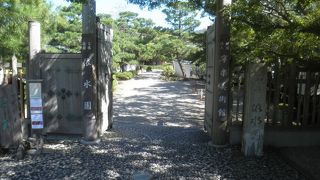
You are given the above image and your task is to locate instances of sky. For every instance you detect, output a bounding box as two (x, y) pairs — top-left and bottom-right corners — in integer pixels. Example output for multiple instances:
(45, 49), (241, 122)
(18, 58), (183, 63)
(46, 0), (213, 30)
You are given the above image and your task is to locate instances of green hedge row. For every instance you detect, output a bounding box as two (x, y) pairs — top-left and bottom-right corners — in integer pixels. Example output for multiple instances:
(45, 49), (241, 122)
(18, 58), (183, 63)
(114, 70), (138, 81)
(141, 65), (167, 71)
(112, 70), (138, 91)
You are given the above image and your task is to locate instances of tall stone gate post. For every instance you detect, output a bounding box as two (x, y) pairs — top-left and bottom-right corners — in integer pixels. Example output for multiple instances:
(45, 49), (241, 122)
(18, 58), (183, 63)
(211, 0), (232, 145)
(26, 21), (41, 138)
(28, 21), (41, 76)
(0, 57), (3, 85)
(81, 0), (99, 142)
(242, 63), (267, 156)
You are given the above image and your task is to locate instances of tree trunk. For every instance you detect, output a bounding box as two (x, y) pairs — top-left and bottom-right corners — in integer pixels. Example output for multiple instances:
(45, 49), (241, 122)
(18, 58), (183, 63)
(120, 64), (125, 72)
(177, 59), (186, 78)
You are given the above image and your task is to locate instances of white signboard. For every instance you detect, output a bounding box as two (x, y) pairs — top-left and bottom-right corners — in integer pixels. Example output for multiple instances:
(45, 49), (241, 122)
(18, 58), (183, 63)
(29, 83), (42, 98)
(29, 82), (44, 129)
(30, 98), (42, 108)
(31, 114), (44, 129)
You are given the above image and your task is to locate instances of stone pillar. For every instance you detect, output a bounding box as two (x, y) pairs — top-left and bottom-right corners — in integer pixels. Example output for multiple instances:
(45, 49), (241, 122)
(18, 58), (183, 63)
(242, 63), (267, 156)
(28, 21), (41, 81)
(12, 55), (17, 76)
(28, 22), (41, 63)
(11, 55), (18, 88)
(96, 24), (113, 133)
(0, 57), (4, 85)
(27, 21), (41, 138)
(81, 0), (99, 143)
(211, 0), (232, 145)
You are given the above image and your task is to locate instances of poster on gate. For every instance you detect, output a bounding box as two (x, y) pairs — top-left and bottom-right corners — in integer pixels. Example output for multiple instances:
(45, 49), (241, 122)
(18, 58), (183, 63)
(31, 114), (44, 129)
(30, 98), (42, 114)
(29, 81), (44, 129)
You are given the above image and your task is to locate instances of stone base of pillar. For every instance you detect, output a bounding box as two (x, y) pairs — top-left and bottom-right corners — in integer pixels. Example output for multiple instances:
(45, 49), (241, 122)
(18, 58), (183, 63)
(208, 141), (229, 148)
(80, 138), (101, 145)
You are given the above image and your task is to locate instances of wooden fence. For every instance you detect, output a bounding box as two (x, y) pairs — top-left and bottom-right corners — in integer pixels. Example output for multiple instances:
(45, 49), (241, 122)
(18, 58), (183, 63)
(266, 63), (320, 127)
(0, 56), (25, 148)
(230, 66), (245, 124)
(230, 62), (320, 129)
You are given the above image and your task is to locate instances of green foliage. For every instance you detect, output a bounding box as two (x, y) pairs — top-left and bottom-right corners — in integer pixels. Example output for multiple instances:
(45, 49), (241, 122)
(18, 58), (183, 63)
(141, 65), (167, 70)
(129, 70), (138, 76)
(162, 65), (174, 77)
(129, 0), (320, 66)
(0, 0), (52, 61)
(98, 13), (113, 26)
(162, 2), (202, 77)
(114, 70), (138, 81)
(162, 2), (200, 35)
(112, 74), (118, 91)
(46, 3), (82, 53)
(128, 0), (216, 18)
(0, 0), (205, 71)
(114, 72), (132, 80)
(161, 65), (178, 81)
(98, 9), (203, 69)
(66, 0), (86, 3)
(112, 12), (141, 68)
(188, 32), (206, 64)
(146, 66), (152, 72)
(228, 0), (320, 64)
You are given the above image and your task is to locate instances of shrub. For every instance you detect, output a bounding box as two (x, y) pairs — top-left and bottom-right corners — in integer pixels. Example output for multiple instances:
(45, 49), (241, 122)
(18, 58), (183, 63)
(129, 70), (138, 76)
(161, 66), (178, 81)
(146, 66), (152, 72)
(162, 66), (174, 77)
(115, 72), (131, 80)
(141, 65), (169, 71)
(112, 74), (118, 91)
(114, 70), (138, 81)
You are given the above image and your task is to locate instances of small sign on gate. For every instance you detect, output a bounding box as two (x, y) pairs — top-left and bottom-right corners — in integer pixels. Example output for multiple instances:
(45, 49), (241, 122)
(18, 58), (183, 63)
(29, 80), (44, 129)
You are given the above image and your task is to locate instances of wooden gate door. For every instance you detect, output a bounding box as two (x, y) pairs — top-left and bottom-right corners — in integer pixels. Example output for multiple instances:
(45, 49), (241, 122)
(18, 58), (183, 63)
(204, 25), (215, 136)
(39, 54), (83, 134)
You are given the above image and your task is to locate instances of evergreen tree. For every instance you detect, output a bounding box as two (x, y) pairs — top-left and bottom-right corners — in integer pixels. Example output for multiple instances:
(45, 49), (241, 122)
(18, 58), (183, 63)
(162, 1), (201, 77)
(46, 3), (82, 53)
(0, 0), (52, 61)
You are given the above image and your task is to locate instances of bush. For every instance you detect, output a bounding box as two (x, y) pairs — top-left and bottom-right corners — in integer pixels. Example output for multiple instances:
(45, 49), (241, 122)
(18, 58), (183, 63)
(162, 66), (174, 77)
(161, 66), (178, 81)
(129, 70), (138, 76)
(114, 70), (138, 81)
(115, 72), (132, 80)
(146, 66), (152, 72)
(141, 65), (169, 71)
(112, 74), (118, 91)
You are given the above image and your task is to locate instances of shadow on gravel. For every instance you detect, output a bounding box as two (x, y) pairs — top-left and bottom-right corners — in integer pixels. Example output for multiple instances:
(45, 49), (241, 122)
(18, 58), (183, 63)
(0, 73), (306, 179)
(278, 146), (320, 180)
(0, 140), (306, 179)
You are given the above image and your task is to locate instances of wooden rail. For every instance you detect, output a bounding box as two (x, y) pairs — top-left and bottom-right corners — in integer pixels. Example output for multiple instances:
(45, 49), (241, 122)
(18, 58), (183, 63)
(230, 63), (320, 128)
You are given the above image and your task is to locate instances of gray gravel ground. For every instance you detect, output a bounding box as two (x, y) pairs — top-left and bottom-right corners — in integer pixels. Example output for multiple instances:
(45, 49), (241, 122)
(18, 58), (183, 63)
(0, 71), (305, 179)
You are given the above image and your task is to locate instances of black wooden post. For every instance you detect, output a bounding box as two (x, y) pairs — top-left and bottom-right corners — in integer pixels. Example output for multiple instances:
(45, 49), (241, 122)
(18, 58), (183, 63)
(81, 0), (99, 143)
(211, 0), (232, 145)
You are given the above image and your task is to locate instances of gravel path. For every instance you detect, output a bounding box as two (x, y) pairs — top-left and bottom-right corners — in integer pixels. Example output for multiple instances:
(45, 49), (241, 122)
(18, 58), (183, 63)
(0, 71), (305, 179)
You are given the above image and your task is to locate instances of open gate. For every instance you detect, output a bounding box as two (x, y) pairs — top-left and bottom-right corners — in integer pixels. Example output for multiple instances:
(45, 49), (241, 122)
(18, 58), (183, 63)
(27, 21), (113, 136)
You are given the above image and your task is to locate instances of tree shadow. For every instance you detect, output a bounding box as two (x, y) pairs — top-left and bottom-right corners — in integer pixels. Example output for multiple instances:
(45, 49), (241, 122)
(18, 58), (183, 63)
(0, 74), (306, 179)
